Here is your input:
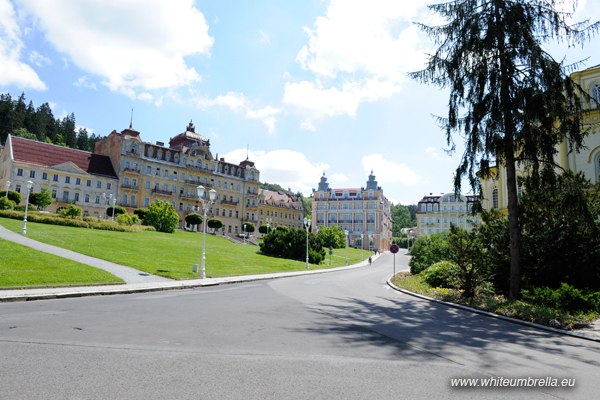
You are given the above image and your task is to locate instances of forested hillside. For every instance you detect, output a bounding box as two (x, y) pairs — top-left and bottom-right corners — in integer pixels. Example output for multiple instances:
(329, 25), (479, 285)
(0, 92), (102, 151)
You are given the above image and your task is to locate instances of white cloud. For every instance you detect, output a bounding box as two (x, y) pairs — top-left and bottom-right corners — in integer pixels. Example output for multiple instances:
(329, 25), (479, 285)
(0, 0), (46, 89)
(190, 91), (282, 134)
(284, 0), (432, 125)
(74, 76), (97, 90)
(19, 0), (213, 97)
(362, 153), (421, 186)
(221, 148), (329, 195)
(28, 50), (51, 67)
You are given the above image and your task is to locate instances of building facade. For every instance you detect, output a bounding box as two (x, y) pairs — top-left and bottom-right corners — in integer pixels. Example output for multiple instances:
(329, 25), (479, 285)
(415, 193), (481, 236)
(311, 172), (392, 252)
(479, 65), (600, 212)
(0, 135), (118, 216)
(93, 121), (261, 234)
(257, 189), (304, 232)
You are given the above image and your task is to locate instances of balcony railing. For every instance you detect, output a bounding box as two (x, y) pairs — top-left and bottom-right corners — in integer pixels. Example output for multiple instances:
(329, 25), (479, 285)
(151, 188), (173, 195)
(123, 168), (140, 174)
(121, 183), (139, 190)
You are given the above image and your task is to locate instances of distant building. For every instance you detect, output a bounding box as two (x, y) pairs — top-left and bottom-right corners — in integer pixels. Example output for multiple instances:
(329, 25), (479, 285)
(257, 188), (304, 232)
(311, 171), (392, 252)
(415, 193), (481, 236)
(0, 135), (118, 217)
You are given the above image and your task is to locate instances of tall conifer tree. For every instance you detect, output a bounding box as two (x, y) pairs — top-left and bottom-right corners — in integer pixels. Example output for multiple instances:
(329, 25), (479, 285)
(411, 0), (598, 299)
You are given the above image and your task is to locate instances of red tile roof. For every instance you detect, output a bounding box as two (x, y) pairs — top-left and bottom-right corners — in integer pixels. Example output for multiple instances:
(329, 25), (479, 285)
(10, 136), (117, 178)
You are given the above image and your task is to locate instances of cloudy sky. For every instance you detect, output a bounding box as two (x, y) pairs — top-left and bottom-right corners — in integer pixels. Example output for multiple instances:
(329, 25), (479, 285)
(1, 0), (599, 204)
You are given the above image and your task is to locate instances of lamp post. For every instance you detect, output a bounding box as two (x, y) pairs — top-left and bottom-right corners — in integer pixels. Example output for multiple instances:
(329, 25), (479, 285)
(344, 229), (349, 265)
(360, 233), (365, 260)
(266, 217), (272, 235)
(111, 197), (117, 220)
(102, 193), (112, 219)
(369, 233), (373, 254)
(21, 180), (33, 235)
(303, 217), (311, 269)
(4, 180), (9, 198)
(195, 185), (217, 279)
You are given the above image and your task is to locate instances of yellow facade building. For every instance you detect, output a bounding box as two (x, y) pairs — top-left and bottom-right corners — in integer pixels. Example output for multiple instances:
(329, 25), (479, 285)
(415, 193), (481, 236)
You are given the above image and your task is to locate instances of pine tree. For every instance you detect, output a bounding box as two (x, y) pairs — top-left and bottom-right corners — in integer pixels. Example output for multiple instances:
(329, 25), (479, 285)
(411, 0), (599, 299)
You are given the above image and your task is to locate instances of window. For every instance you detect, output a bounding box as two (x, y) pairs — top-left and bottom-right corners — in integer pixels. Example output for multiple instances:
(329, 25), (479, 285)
(144, 198), (150, 207)
(16, 184), (21, 193)
(124, 177), (130, 186)
(146, 166), (152, 175)
(123, 194), (127, 204)
(85, 194), (90, 203)
(17, 168), (23, 176)
(74, 193), (79, 202)
(132, 178), (137, 187)
(492, 187), (499, 209)
(131, 195), (136, 205)
(107, 183), (112, 190)
(96, 181), (102, 188)
(53, 174), (59, 182)
(125, 161), (130, 170)
(29, 170), (35, 178)
(42, 172), (48, 180)
(86, 179), (91, 187)
(76, 178), (81, 185)
(65, 176), (70, 184)
(95, 195), (100, 204)
(145, 181), (150, 189)
(164, 170), (168, 178)
(52, 189), (57, 198)
(590, 83), (600, 107)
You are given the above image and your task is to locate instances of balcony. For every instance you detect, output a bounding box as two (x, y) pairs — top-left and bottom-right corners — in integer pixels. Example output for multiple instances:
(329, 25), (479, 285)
(121, 183), (139, 190)
(151, 188), (173, 196)
(123, 168), (140, 174)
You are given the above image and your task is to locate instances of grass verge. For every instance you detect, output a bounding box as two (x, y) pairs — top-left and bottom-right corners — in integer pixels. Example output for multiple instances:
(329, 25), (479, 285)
(0, 217), (367, 280)
(0, 238), (123, 288)
(391, 272), (599, 331)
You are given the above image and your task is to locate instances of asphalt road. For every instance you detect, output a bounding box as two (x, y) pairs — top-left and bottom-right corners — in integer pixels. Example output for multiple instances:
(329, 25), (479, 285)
(1, 252), (599, 400)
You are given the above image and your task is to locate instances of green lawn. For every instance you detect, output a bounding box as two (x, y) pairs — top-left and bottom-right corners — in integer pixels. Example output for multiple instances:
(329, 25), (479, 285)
(0, 218), (368, 280)
(0, 238), (123, 288)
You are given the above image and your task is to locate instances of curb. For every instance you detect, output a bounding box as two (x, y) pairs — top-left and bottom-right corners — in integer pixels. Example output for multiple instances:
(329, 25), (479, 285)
(386, 277), (600, 343)
(0, 257), (377, 303)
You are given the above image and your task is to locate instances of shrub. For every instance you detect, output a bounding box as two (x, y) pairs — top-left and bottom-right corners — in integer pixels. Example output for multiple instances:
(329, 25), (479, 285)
(107, 205), (127, 218)
(185, 213), (203, 227)
(134, 208), (148, 221)
(409, 232), (452, 274)
(207, 218), (224, 232)
(143, 200), (179, 233)
(242, 222), (255, 233)
(0, 196), (15, 210)
(116, 213), (138, 226)
(59, 204), (83, 219)
(0, 190), (22, 204)
(521, 283), (600, 312)
(258, 225), (268, 234)
(29, 188), (53, 210)
(422, 261), (461, 289)
(260, 227), (325, 264)
(316, 226), (346, 249)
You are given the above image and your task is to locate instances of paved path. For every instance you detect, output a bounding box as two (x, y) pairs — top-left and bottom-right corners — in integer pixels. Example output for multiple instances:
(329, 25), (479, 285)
(0, 225), (171, 284)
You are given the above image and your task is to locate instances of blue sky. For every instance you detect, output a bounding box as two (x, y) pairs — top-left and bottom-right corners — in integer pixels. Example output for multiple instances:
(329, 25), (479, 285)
(1, 0), (599, 205)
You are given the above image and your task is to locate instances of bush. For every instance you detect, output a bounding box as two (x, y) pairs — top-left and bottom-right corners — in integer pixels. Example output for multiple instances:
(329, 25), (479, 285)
(0, 190), (22, 204)
(185, 213), (203, 226)
(260, 227), (325, 264)
(0, 196), (15, 210)
(242, 222), (255, 233)
(422, 261), (461, 289)
(108, 205), (127, 218)
(316, 226), (346, 249)
(29, 188), (53, 210)
(116, 213), (139, 226)
(134, 208), (148, 221)
(143, 200), (179, 233)
(258, 225), (268, 234)
(521, 283), (600, 312)
(59, 205), (83, 219)
(409, 232), (452, 274)
(207, 218), (224, 232)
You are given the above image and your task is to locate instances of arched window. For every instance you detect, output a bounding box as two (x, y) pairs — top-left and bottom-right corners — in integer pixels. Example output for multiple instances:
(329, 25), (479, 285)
(595, 152), (600, 184)
(492, 187), (499, 209)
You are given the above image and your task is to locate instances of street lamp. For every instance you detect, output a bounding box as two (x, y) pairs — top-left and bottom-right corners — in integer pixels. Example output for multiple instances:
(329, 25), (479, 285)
(266, 217), (272, 235)
(303, 217), (311, 269)
(195, 185), (217, 279)
(111, 197), (117, 220)
(4, 180), (10, 198)
(102, 193), (112, 219)
(242, 223), (247, 244)
(21, 180), (33, 235)
(344, 229), (349, 266)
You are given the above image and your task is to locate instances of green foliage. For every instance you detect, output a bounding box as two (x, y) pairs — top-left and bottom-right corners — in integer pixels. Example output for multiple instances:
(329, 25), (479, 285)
(207, 218), (223, 231)
(259, 228), (325, 265)
(185, 213), (203, 226)
(242, 222), (255, 233)
(411, 0), (599, 300)
(107, 205), (126, 218)
(143, 200), (179, 233)
(29, 188), (53, 210)
(116, 213), (139, 226)
(59, 204), (82, 219)
(447, 225), (493, 298)
(316, 225), (346, 248)
(520, 171), (600, 289)
(0, 190), (21, 204)
(422, 261), (461, 289)
(133, 208), (148, 220)
(391, 204), (417, 236)
(408, 232), (451, 274)
(0, 196), (15, 210)
(521, 284), (600, 313)
(258, 224), (268, 234)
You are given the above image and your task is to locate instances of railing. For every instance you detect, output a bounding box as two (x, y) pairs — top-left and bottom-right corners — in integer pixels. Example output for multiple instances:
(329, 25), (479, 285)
(123, 168), (140, 174)
(151, 188), (173, 195)
(121, 184), (139, 190)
